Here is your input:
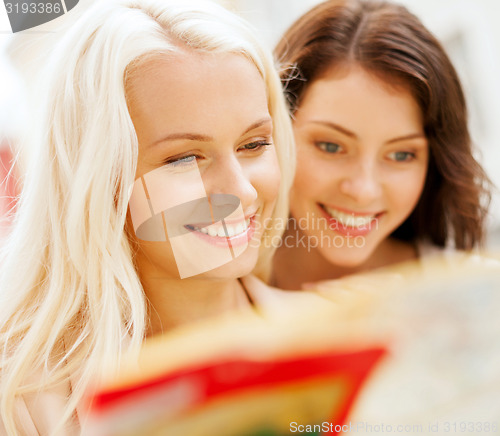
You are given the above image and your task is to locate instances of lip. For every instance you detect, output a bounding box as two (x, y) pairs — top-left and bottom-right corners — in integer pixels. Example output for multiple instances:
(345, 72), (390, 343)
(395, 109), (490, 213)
(321, 203), (383, 217)
(318, 203), (383, 237)
(187, 211), (257, 229)
(185, 215), (256, 248)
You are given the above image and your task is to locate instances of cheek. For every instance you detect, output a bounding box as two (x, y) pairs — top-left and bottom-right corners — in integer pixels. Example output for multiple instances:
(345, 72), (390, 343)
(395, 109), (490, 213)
(388, 166), (428, 215)
(291, 145), (331, 204)
(252, 150), (281, 205)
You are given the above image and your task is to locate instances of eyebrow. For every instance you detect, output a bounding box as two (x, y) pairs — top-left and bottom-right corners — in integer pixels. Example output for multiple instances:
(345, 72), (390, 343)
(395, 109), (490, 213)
(242, 117), (272, 136)
(150, 117), (272, 148)
(386, 133), (426, 145)
(308, 120), (426, 145)
(309, 120), (357, 139)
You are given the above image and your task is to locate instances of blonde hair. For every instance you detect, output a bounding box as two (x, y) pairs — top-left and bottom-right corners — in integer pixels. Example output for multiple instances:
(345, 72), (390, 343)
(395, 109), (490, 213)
(0, 0), (294, 433)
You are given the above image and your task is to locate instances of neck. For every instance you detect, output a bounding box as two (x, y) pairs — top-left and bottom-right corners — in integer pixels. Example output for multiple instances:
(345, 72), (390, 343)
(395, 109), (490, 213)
(140, 275), (251, 336)
(272, 224), (417, 290)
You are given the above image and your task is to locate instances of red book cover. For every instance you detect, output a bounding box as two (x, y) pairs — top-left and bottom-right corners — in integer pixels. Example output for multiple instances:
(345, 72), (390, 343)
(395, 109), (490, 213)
(86, 347), (384, 436)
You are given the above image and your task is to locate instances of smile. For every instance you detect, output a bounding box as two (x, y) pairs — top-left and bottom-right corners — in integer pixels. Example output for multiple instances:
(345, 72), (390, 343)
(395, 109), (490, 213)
(184, 215), (255, 248)
(322, 205), (377, 227)
(319, 204), (383, 236)
(186, 217), (251, 237)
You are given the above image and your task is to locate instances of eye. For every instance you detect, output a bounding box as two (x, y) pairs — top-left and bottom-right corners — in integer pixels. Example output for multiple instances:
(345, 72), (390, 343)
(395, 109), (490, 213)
(238, 140), (272, 152)
(163, 154), (199, 167)
(316, 141), (343, 154)
(387, 151), (416, 162)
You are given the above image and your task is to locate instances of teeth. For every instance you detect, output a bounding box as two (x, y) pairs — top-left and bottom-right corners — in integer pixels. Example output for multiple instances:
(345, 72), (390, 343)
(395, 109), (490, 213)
(323, 206), (376, 227)
(189, 217), (251, 238)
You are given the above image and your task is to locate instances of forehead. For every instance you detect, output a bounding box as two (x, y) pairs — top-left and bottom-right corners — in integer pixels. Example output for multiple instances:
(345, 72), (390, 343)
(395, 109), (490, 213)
(126, 51), (269, 144)
(296, 65), (423, 132)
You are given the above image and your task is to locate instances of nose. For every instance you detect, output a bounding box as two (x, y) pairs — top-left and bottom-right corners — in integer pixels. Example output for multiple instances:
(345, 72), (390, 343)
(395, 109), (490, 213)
(339, 158), (382, 205)
(203, 156), (258, 210)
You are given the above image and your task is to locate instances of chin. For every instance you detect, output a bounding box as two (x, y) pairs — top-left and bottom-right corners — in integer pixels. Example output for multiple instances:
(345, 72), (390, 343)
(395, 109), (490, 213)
(320, 246), (376, 269)
(198, 249), (258, 280)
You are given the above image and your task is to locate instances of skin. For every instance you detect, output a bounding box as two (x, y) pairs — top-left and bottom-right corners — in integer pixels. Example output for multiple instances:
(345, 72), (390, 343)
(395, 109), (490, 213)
(273, 65), (429, 290)
(126, 50), (280, 333)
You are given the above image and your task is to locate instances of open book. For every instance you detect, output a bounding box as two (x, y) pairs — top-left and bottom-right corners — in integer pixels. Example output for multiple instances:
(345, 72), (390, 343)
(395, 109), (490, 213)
(84, 253), (500, 436)
(85, 347), (384, 436)
(82, 287), (387, 436)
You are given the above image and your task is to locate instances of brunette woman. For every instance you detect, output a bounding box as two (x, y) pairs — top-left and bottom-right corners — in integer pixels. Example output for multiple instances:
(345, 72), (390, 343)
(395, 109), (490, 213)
(272, 0), (491, 289)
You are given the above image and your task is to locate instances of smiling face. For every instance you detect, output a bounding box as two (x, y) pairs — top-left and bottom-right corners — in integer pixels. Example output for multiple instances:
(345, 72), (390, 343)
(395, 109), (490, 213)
(291, 65), (428, 267)
(126, 51), (280, 280)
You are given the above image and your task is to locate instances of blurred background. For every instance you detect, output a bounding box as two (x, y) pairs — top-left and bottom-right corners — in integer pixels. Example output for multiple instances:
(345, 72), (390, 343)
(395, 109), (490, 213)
(1, 0), (500, 247)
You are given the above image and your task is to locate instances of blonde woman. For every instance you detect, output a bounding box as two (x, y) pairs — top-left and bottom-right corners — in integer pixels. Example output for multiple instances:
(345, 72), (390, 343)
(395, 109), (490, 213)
(0, 0), (294, 433)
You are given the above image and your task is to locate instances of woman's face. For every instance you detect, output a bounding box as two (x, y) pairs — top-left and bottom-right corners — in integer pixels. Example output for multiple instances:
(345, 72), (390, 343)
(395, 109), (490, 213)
(126, 52), (280, 280)
(291, 65), (428, 267)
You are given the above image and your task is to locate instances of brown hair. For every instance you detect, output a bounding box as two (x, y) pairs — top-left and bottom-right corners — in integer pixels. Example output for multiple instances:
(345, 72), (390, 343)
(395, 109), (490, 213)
(275, 0), (491, 249)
